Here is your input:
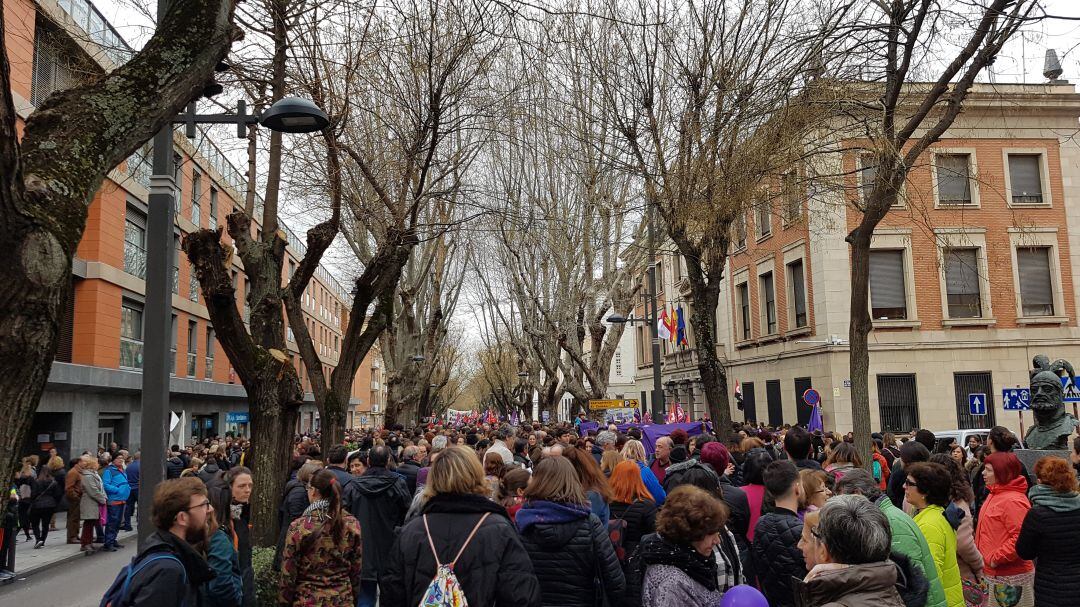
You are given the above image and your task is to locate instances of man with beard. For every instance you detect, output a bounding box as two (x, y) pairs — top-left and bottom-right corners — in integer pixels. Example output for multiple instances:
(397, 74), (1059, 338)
(103, 477), (213, 607)
(1023, 355), (1080, 449)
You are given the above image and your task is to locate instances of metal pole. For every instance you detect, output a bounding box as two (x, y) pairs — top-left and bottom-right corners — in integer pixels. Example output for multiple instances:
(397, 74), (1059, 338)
(138, 0), (177, 542)
(647, 197), (664, 423)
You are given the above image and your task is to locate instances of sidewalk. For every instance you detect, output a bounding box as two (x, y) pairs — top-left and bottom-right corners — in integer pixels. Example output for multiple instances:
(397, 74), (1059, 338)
(8, 511), (138, 580)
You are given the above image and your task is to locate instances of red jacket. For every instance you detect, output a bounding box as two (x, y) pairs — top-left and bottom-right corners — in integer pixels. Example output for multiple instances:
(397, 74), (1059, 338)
(872, 452), (890, 490)
(975, 475), (1034, 577)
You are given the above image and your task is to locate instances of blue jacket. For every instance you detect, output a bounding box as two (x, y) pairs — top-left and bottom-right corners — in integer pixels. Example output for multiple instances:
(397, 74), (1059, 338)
(102, 465), (131, 502)
(125, 459), (141, 490)
(635, 460), (667, 506)
(202, 528), (244, 607)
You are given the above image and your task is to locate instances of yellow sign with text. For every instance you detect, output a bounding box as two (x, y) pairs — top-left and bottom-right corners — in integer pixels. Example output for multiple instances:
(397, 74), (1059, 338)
(589, 398), (641, 410)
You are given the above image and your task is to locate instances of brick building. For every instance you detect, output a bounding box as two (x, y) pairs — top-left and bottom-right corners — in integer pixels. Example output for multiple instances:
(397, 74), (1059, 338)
(5, 0), (384, 460)
(633, 81), (1080, 436)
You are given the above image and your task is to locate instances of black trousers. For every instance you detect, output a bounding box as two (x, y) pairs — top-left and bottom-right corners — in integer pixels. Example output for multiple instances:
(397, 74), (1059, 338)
(29, 508), (54, 543)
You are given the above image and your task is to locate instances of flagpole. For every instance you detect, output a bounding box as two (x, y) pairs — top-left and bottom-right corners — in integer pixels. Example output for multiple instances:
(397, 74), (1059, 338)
(647, 194), (665, 424)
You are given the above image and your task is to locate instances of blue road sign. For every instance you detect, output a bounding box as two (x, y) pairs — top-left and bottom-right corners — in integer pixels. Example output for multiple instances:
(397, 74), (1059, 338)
(1062, 377), (1080, 403)
(1002, 388), (1031, 411)
(803, 388), (821, 407)
(968, 393), (988, 416)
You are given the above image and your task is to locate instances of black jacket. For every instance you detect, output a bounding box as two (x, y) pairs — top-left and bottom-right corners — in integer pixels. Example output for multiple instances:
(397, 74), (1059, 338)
(31, 476), (63, 511)
(197, 463), (222, 486)
(750, 507), (806, 607)
(380, 493), (541, 607)
(166, 457), (185, 480)
(343, 467), (411, 581)
(662, 459), (720, 495)
(326, 465), (355, 493)
(891, 551), (930, 607)
(609, 500), (657, 562)
(123, 530), (213, 607)
(396, 459), (421, 495)
(791, 458), (822, 471)
(274, 478), (309, 568)
(718, 476), (751, 554)
(1016, 503), (1080, 607)
(518, 503), (625, 607)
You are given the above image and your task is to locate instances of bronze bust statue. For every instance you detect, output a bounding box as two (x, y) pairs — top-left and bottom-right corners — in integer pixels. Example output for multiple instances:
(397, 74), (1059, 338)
(1024, 355), (1079, 450)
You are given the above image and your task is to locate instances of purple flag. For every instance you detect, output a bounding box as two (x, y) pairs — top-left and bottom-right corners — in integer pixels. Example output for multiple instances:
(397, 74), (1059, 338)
(808, 404), (823, 432)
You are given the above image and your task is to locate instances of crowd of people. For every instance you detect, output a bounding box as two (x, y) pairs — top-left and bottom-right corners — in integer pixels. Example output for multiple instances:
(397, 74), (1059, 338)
(8, 421), (1080, 607)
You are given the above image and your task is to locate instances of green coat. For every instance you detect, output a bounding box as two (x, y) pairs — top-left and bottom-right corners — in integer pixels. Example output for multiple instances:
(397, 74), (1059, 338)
(878, 497), (948, 607)
(913, 504), (964, 607)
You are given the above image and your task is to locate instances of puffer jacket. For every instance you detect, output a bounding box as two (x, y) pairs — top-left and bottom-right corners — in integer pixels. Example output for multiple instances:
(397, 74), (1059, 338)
(878, 497), (947, 607)
(662, 459), (720, 495)
(609, 499), (657, 561)
(517, 500), (625, 607)
(30, 476), (63, 511)
(165, 456), (185, 479)
(1016, 486), (1080, 607)
(202, 526), (244, 607)
(101, 464), (130, 502)
(274, 478), (309, 568)
(750, 507), (806, 607)
(891, 551), (930, 607)
(945, 500), (983, 583)
(912, 504), (962, 607)
(381, 493), (541, 607)
(793, 561), (906, 607)
(974, 475), (1033, 577)
(343, 467), (411, 581)
(719, 475), (751, 551)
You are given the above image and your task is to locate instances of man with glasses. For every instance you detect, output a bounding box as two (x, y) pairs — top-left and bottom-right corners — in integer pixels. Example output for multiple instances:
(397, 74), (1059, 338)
(101, 477), (213, 607)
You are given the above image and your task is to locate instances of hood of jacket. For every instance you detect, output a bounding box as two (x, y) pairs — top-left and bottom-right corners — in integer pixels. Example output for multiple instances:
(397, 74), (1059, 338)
(665, 458), (719, 480)
(943, 502), (966, 530)
(423, 492), (509, 518)
(891, 551), (929, 607)
(989, 474), (1028, 496)
(1028, 483), (1080, 512)
(796, 561), (899, 605)
(635, 532), (719, 592)
(515, 499), (590, 544)
(138, 529), (213, 586)
(354, 467), (404, 496)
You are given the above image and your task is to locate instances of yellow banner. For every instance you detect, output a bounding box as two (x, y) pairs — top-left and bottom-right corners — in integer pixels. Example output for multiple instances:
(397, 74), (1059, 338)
(589, 398), (641, 410)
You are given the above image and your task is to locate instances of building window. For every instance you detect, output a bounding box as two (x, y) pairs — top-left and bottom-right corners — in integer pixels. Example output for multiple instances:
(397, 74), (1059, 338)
(187, 320), (197, 377)
(615, 351), (622, 376)
(859, 154), (877, 202)
(944, 248), (981, 318)
(782, 172), (801, 223)
(172, 235), (180, 294)
(191, 171), (202, 227)
(31, 23), (79, 106)
(288, 260), (296, 279)
(170, 314), (177, 375)
(1017, 246), (1055, 317)
(733, 214), (747, 251)
(120, 300), (143, 370)
(877, 374), (919, 432)
(736, 282), (751, 341)
(759, 271), (777, 335)
(787, 259), (808, 328)
(205, 328), (215, 380)
(173, 153), (183, 214)
(1007, 154), (1044, 204)
(210, 187), (218, 227)
(756, 204), (772, 238)
(189, 263), (199, 302)
(673, 256), (682, 281)
(935, 153), (973, 204)
(869, 250), (907, 320)
(123, 206), (147, 279)
(954, 371), (996, 430)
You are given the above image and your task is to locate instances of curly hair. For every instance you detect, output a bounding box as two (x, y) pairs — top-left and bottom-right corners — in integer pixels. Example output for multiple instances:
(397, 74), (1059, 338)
(905, 462), (952, 507)
(1035, 456), (1079, 494)
(655, 485), (728, 545)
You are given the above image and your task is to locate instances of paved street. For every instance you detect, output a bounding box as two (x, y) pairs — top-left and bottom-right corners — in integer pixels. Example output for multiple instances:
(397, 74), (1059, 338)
(0, 541), (135, 607)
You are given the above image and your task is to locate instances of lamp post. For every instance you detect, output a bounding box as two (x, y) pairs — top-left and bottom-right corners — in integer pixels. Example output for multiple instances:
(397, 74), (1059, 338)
(138, 84), (328, 546)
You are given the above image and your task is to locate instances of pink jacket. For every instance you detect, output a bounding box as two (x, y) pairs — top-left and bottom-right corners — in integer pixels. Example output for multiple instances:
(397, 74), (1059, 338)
(953, 500), (983, 580)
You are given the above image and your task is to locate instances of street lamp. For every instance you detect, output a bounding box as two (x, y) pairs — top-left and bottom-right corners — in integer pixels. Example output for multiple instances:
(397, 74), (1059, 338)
(138, 89), (328, 548)
(607, 306), (664, 423)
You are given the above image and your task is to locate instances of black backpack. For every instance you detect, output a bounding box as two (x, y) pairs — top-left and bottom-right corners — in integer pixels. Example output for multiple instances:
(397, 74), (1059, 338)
(100, 553), (186, 607)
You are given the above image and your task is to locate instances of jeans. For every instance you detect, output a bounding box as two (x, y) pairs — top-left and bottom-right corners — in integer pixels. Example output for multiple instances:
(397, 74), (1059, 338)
(123, 489), (138, 529)
(104, 504), (124, 547)
(356, 580), (378, 607)
(29, 508), (54, 543)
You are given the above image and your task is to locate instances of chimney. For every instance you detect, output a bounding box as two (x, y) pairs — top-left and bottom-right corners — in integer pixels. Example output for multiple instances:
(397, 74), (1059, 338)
(1044, 49), (1067, 83)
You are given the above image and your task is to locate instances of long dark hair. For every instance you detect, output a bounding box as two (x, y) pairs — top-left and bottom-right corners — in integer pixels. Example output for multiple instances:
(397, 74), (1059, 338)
(302, 469), (345, 553)
(929, 453), (975, 503)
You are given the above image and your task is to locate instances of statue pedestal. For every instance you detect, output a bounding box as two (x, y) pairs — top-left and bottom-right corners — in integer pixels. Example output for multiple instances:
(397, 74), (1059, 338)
(1013, 449), (1070, 473)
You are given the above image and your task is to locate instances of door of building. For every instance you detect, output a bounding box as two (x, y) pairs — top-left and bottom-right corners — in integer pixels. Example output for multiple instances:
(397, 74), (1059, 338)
(766, 380), (784, 427)
(743, 382), (757, 424)
(794, 377), (813, 427)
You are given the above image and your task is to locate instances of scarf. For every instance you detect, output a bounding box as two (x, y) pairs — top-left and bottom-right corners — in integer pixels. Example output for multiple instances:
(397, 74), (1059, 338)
(302, 499), (329, 519)
(230, 503), (244, 521)
(1028, 484), (1080, 512)
(515, 500), (590, 533)
(636, 533), (719, 592)
(713, 529), (741, 591)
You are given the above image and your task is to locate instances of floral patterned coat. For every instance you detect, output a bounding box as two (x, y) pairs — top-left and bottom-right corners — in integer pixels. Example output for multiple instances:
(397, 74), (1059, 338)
(277, 508), (363, 607)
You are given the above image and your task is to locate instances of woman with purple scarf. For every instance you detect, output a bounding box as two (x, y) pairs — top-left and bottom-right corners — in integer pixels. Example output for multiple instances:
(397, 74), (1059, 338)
(517, 457), (625, 607)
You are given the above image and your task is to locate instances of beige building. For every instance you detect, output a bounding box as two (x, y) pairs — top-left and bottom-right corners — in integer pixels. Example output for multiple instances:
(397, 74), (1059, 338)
(633, 81), (1080, 436)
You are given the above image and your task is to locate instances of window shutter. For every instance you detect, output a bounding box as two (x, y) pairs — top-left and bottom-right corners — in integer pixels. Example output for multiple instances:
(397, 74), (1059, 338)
(1017, 247), (1054, 316)
(869, 250), (906, 317)
(1009, 155), (1043, 201)
(790, 261), (807, 326)
(945, 249), (979, 296)
(936, 154), (971, 202)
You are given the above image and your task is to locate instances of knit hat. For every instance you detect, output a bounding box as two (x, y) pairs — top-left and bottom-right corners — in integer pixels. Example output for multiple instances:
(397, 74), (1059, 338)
(985, 451), (1022, 485)
(700, 442), (731, 473)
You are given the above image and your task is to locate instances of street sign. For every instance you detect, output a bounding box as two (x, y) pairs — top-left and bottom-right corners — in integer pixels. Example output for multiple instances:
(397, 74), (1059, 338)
(803, 388), (821, 407)
(1062, 376), (1080, 403)
(968, 393), (988, 416)
(589, 398), (641, 410)
(1002, 388), (1031, 411)
(542, 410), (550, 423)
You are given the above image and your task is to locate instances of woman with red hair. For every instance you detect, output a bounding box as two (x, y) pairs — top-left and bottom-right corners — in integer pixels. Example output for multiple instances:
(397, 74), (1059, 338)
(1016, 456), (1080, 607)
(608, 460), (658, 565)
(975, 451), (1034, 607)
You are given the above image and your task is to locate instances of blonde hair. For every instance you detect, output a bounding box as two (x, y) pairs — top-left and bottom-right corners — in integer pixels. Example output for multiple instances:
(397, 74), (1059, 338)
(525, 456), (588, 505)
(600, 450), (623, 476)
(423, 446), (489, 500)
(621, 440), (648, 464)
(47, 456), (65, 471)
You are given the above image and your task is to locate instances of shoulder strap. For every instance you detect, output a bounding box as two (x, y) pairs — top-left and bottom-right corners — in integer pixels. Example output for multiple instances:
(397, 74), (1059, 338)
(119, 554), (186, 606)
(423, 512), (490, 571)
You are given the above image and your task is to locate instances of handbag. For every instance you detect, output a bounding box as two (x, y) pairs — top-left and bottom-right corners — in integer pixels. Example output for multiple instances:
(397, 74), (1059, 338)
(99, 504), (107, 527)
(962, 576), (989, 607)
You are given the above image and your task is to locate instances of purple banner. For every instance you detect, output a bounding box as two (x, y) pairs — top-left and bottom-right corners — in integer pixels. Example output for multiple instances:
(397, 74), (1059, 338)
(578, 421), (707, 457)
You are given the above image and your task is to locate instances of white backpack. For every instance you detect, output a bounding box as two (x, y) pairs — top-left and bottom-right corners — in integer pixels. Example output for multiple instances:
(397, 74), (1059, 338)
(418, 512), (489, 607)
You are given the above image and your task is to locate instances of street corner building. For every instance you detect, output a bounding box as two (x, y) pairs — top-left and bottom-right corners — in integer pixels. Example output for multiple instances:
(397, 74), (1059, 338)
(3, 0), (387, 462)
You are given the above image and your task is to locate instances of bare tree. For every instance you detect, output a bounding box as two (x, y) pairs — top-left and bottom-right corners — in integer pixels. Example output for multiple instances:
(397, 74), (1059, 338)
(0, 0), (239, 504)
(838, 0), (1037, 465)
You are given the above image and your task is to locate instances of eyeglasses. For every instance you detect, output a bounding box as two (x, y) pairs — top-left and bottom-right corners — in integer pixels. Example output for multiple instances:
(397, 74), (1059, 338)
(185, 500), (212, 512)
(903, 479), (917, 488)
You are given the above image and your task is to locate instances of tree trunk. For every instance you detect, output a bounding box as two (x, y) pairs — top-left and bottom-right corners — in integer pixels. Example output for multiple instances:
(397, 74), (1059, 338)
(847, 226), (874, 469)
(320, 391), (347, 454)
(684, 266), (734, 441)
(247, 377), (299, 546)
